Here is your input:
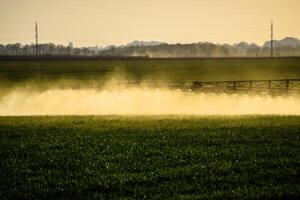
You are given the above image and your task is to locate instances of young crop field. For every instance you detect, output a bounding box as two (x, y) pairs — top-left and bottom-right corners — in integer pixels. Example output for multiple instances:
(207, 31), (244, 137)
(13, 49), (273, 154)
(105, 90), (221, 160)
(1, 58), (300, 83)
(0, 116), (299, 199)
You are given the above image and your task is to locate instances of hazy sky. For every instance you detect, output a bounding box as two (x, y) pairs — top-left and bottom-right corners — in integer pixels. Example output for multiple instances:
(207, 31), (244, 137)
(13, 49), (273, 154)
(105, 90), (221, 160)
(1, 0), (300, 47)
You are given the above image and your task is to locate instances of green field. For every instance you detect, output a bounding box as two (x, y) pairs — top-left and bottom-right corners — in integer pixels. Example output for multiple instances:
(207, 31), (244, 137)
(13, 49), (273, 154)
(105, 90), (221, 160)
(1, 58), (300, 83)
(1, 116), (299, 199)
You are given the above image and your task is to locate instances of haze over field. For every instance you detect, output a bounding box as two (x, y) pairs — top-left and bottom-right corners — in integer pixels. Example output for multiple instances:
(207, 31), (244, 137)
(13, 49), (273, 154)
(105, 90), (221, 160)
(0, 58), (300, 116)
(1, 84), (300, 116)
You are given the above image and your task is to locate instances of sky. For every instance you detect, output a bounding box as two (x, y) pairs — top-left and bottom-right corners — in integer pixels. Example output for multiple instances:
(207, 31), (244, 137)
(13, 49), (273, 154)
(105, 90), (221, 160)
(0, 0), (300, 47)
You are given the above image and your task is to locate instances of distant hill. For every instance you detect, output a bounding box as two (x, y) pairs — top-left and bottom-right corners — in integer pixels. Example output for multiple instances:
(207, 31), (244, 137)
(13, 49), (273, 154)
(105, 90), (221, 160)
(263, 37), (300, 48)
(126, 40), (165, 47)
(99, 37), (300, 57)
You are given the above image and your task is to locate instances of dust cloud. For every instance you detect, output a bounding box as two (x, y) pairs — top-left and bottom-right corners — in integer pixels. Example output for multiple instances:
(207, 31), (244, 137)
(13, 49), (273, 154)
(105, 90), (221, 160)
(0, 85), (299, 115)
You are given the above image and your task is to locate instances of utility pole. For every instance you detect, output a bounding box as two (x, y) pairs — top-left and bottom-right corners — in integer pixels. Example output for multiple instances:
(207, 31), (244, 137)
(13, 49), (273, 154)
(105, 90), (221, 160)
(271, 21), (274, 58)
(35, 22), (38, 56)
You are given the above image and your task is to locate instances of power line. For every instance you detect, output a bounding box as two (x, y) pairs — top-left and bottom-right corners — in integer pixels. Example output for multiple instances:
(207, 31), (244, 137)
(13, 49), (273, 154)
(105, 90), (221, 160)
(35, 22), (38, 55)
(271, 21), (274, 58)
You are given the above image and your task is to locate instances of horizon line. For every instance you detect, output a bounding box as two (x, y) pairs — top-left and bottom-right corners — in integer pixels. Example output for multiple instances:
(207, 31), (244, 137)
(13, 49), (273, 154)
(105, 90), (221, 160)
(0, 36), (299, 48)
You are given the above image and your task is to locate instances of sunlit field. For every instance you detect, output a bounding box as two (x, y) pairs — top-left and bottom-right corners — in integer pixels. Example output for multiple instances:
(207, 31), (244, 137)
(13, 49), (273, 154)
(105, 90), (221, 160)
(0, 116), (299, 199)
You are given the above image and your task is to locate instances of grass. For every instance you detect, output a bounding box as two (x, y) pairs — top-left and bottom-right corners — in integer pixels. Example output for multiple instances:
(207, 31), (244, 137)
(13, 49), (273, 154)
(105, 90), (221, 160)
(0, 116), (299, 199)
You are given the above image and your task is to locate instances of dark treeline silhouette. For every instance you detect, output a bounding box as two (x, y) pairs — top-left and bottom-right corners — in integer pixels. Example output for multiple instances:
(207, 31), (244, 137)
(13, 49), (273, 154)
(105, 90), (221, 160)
(1, 37), (300, 57)
(0, 43), (100, 56)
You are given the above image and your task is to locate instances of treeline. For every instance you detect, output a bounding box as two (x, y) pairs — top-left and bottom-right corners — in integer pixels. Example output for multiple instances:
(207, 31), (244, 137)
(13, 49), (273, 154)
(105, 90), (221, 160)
(1, 42), (300, 57)
(100, 42), (300, 57)
(101, 42), (263, 57)
(0, 43), (100, 56)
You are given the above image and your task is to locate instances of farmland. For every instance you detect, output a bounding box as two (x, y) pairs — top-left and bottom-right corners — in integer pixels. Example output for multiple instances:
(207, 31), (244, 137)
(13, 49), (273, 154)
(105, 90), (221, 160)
(0, 58), (300, 199)
(0, 116), (300, 199)
(1, 58), (300, 84)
